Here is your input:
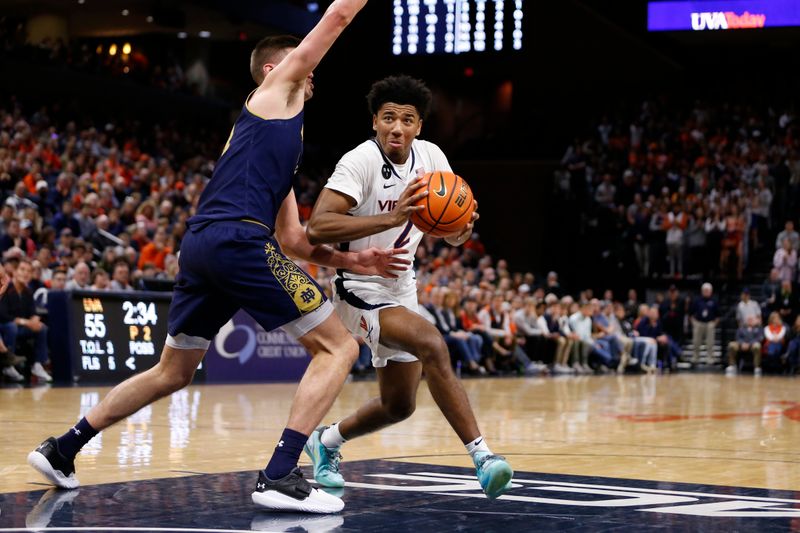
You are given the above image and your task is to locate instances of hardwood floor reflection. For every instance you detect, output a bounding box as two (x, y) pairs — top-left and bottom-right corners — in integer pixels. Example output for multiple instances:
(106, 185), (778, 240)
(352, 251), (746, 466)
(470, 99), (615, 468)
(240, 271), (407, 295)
(3, 373), (800, 493)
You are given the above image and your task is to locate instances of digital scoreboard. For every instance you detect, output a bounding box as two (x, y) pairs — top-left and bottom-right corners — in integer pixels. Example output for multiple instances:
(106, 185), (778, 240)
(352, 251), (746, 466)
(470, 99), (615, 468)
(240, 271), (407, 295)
(392, 0), (525, 56)
(61, 291), (205, 384)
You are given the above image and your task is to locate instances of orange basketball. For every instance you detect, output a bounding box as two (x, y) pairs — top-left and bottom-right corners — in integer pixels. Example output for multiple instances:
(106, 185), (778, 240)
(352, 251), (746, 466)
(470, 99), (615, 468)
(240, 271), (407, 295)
(410, 171), (475, 237)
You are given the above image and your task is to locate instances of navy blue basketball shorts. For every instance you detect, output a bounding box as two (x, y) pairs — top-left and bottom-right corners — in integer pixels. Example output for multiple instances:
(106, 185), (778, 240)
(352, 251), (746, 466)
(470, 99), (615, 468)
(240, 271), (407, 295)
(166, 220), (331, 350)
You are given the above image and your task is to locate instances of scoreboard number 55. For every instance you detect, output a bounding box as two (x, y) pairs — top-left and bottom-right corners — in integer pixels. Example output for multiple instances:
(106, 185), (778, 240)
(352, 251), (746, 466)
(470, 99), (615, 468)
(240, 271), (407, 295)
(84, 313), (107, 338)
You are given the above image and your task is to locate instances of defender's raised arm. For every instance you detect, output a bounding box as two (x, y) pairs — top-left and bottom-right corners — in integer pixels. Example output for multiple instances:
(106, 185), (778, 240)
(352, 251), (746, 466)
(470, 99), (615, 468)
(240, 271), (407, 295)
(271, 0), (368, 85)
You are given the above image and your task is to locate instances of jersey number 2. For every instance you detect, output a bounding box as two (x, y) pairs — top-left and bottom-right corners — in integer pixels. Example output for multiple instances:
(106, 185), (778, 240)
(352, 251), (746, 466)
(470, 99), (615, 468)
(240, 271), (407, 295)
(394, 221), (413, 249)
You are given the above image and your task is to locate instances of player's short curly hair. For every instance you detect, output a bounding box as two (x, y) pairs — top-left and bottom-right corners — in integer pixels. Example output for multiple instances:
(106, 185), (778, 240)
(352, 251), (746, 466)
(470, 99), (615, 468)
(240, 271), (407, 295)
(366, 75), (432, 121)
(250, 35), (301, 85)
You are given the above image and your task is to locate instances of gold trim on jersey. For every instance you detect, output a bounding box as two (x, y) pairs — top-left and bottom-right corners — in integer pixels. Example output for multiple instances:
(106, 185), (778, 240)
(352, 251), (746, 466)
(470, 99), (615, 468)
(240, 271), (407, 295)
(241, 218), (272, 232)
(263, 242), (322, 314)
(221, 124), (236, 157)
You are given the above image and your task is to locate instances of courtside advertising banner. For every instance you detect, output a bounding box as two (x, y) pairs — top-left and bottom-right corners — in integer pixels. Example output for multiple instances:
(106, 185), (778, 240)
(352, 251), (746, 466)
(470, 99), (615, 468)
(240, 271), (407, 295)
(203, 309), (312, 383)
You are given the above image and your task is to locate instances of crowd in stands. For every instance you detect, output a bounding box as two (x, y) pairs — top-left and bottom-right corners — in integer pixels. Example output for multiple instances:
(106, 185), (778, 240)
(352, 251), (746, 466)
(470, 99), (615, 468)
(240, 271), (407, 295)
(376, 243), (799, 378)
(556, 99), (800, 281)
(0, 97), (225, 382)
(726, 272), (800, 376)
(2, 91), (800, 385)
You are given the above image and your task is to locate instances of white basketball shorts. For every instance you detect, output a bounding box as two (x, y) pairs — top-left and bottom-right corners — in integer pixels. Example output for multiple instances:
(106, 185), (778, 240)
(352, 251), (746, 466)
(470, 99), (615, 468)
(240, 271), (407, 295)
(331, 276), (419, 368)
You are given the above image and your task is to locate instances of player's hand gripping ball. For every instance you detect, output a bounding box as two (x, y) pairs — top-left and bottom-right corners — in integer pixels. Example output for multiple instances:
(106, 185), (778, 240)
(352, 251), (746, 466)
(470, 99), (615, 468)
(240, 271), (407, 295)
(410, 171), (475, 237)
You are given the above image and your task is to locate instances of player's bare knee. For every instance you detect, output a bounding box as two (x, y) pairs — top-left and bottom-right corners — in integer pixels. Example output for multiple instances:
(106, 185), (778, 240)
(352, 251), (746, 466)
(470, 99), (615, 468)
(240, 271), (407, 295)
(415, 334), (449, 368)
(338, 335), (359, 366)
(383, 397), (416, 422)
(156, 363), (194, 394)
(314, 333), (358, 365)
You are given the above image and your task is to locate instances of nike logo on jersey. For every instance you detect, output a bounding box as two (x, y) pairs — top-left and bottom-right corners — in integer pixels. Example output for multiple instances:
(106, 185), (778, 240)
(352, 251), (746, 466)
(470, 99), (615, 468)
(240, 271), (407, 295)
(383, 183), (397, 189)
(435, 173), (447, 197)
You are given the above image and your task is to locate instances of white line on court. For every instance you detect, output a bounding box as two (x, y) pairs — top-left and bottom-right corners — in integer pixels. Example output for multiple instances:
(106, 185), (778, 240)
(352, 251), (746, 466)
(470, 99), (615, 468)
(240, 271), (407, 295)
(0, 527), (280, 533)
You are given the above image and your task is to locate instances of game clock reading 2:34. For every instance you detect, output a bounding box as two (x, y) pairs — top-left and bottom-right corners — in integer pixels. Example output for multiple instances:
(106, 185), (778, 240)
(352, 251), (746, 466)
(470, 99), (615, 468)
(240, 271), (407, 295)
(69, 291), (172, 383)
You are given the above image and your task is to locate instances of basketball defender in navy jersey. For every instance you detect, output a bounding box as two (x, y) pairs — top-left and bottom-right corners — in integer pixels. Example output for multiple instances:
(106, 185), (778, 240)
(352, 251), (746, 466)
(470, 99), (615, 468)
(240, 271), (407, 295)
(27, 0), (407, 514)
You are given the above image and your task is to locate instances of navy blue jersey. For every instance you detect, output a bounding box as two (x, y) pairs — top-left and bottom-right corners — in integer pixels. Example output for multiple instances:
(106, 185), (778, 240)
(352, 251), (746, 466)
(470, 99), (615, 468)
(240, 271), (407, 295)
(190, 99), (304, 231)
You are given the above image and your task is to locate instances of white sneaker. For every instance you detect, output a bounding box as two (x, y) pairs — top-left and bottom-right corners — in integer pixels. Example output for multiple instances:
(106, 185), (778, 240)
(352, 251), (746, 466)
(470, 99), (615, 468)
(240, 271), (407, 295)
(3, 365), (24, 381)
(525, 362), (547, 375)
(252, 468), (344, 514)
(32, 362), (53, 382)
(725, 365), (737, 376)
(28, 438), (80, 489)
(754, 367), (762, 377)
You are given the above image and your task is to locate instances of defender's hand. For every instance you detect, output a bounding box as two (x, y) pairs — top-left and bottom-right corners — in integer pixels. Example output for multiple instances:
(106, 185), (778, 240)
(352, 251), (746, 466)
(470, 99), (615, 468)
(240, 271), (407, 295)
(389, 177), (428, 227)
(350, 247), (411, 279)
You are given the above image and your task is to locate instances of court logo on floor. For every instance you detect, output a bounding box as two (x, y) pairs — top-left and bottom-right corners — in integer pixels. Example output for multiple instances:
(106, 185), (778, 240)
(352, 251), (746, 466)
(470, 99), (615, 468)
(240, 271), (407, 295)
(342, 464), (800, 518)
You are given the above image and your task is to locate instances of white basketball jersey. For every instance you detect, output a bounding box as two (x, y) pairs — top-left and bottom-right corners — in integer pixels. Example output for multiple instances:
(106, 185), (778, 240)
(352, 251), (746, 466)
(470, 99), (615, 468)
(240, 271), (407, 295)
(324, 138), (452, 284)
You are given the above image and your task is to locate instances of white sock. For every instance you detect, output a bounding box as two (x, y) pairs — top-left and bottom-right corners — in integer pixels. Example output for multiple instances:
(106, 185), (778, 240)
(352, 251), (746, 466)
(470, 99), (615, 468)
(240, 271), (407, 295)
(320, 423), (346, 449)
(465, 435), (492, 459)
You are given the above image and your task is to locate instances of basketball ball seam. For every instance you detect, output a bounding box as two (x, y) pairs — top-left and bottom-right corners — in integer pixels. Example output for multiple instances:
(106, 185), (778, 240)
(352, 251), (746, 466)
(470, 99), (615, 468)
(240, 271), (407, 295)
(411, 211), (436, 233)
(438, 184), (473, 226)
(428, 173), (460, 236)
(425, 171), (439, 222)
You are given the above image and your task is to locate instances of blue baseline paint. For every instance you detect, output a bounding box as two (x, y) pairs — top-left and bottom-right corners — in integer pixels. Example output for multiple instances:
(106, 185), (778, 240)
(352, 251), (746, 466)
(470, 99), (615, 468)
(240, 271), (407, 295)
(2, 460), (800, 532)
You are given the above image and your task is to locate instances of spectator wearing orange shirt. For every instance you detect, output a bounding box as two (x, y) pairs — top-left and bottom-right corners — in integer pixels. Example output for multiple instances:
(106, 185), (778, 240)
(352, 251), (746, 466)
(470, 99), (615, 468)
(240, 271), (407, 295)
(297, 192), (314, 223)
(23, 163), (42, 195)
(137, 227), (171, 271)
(463, 232), (485, 258)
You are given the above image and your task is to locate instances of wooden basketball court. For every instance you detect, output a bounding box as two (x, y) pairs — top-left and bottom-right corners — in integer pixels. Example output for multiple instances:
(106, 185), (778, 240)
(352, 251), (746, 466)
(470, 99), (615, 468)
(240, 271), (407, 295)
(2, 374), (800, 531)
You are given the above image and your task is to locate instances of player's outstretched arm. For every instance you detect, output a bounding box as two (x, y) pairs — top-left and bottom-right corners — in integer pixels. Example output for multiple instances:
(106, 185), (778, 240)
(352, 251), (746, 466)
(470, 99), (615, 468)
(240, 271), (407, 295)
(307, 179), (428, 245)
(275, 190), (410, 278)
(270, 0), (368, 85)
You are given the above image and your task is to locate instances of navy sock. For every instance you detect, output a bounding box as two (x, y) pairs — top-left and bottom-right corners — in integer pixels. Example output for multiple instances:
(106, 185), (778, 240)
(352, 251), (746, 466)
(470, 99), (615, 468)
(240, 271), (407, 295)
(265, 428), (308, 480)
(56, 418), (98, 459)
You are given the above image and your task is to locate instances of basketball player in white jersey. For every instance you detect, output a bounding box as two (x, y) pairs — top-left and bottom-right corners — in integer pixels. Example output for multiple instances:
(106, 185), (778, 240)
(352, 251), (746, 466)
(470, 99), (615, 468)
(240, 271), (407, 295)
(305, 75), (513, 499)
